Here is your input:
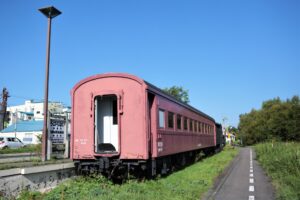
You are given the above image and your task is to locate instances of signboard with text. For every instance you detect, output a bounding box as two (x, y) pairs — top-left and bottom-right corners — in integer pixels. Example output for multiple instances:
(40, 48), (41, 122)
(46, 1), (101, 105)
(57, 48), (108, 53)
(50, 118), (65, 144)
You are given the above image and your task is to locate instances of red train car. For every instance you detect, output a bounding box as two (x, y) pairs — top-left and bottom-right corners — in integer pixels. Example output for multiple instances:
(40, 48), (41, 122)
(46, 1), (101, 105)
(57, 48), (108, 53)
(71, 73), (220, 177)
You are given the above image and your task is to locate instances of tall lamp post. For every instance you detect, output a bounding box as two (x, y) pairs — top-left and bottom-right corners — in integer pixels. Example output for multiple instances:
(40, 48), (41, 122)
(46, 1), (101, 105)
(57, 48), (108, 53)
(39, 6), (62, 161)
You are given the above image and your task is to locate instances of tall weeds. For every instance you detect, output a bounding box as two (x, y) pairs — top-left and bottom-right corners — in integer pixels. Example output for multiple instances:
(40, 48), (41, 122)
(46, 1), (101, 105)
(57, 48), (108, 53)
(255, 142), (300, 200)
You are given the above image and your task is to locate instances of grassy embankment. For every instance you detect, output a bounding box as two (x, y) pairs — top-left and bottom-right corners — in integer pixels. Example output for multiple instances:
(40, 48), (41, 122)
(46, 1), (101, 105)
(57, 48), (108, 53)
(19, 146), (238, 200)
(255, 142), (300, 200)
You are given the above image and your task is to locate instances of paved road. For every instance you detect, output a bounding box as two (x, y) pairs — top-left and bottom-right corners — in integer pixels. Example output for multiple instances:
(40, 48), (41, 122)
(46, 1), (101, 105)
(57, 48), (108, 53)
(205, 147), (275, 200)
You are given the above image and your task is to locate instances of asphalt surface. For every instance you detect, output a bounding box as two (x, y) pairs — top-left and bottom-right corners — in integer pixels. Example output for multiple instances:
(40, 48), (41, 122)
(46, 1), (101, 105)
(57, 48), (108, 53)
(205, 147), (275, 200)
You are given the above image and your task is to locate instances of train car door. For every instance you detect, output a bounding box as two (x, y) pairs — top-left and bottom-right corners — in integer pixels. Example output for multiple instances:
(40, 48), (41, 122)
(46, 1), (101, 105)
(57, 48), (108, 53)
(147, 92), (155, 157)
(94, 95), (119, 153)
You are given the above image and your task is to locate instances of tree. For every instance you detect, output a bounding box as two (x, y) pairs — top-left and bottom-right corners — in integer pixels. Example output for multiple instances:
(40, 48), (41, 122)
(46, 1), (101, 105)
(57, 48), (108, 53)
(238, 95), (300, 145)
(163, 86), (190, 104)
(228, 126), (239, 137)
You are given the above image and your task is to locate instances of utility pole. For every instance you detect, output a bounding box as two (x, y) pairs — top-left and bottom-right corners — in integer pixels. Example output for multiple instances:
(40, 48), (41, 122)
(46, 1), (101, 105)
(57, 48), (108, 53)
(222, 117), (228, 135)
(0, 88), (9, 131)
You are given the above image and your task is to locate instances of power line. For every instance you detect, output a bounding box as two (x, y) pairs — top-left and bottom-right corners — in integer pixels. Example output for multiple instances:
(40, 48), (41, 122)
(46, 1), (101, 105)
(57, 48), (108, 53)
(9, 94), (43, 101)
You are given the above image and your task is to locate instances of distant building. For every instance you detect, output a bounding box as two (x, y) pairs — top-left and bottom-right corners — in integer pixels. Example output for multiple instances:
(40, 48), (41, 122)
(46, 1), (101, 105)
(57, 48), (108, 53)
(0, 120), (43, 145)
(225, 132), (236, 144)
(6, 100), (65, 125)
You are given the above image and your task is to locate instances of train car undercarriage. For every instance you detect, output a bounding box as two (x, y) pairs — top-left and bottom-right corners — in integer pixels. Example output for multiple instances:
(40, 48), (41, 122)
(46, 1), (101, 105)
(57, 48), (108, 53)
(75, 145), (221, 181)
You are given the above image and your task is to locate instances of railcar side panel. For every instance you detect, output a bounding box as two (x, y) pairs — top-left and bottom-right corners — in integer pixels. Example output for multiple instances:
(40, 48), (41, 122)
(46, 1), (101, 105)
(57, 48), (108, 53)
(152, 95), (215, 157)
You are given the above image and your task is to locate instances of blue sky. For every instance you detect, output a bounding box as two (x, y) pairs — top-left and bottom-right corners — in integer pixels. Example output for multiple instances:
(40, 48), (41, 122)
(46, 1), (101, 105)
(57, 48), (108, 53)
(0, 0), (299, 126)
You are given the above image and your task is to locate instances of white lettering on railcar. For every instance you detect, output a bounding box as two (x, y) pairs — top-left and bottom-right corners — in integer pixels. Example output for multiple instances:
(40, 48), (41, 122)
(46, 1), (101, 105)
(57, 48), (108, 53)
(75, 138), (88, 145)
(157, 141), (163, 147)
(157, 141), (163, 152)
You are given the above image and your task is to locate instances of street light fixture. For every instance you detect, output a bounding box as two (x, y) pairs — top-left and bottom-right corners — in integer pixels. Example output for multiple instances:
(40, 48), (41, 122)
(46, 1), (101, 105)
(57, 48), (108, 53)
(39, 6), (62, 161)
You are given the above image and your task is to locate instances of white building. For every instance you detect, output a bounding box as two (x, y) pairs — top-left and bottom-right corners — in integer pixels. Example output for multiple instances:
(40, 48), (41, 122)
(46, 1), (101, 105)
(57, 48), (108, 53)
(225, 132), (236, 144)
(7, 100), (65, 125)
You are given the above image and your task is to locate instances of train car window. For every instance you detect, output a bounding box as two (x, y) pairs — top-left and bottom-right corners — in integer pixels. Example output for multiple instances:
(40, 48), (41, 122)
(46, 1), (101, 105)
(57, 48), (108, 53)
(189, 119), (193, 132)
(184, 117), (188, 130)
(177, 114), (182, 130)
(193, 121), (195, 132)
(159, 109), (165, 128)
(199, 122), (202, 133)
(194, 121), (197, 132)
(113, 100), (118, 125)
(168, 112), (174, 128)
(198, 122), (201, 133)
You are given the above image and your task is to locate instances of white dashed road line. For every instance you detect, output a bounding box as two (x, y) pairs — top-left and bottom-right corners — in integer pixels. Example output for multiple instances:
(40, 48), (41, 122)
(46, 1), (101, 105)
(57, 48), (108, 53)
(249, 185), (255, 192)
(249, 149), (255, 199)
(249, 195), (255, 200)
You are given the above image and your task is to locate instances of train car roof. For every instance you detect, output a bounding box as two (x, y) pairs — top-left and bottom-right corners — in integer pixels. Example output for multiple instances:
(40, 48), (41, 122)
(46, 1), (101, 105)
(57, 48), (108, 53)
(144, 80), (215, 122)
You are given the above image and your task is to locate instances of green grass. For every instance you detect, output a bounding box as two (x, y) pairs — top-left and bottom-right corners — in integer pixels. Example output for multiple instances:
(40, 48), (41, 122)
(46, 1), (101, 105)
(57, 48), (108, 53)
(255, 142), (300, 200)
(18, 146), (238, 200)
(0, 144), (40, 154)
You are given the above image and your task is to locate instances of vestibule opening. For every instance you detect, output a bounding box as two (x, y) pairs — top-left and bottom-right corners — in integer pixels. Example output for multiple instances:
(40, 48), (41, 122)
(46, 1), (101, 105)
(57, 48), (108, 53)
(94, 95), (119, 153)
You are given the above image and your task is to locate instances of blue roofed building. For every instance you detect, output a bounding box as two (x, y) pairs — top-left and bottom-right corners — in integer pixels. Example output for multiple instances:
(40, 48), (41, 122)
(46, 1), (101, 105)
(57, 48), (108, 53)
(0, 120), (43, 145)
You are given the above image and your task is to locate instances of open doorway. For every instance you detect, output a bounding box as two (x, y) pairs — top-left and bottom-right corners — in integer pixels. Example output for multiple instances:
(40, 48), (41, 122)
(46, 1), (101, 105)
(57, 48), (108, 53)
(94, 95), (119, 153)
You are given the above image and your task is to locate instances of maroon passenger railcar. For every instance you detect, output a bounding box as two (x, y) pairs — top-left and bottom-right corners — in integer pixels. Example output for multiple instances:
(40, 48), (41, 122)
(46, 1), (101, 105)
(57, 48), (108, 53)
(71, 73), (218, 177)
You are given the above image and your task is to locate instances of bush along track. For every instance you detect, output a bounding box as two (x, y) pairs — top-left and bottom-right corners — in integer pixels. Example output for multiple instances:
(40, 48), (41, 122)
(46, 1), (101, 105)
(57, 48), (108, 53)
(18, 146), (238, 200)
(255, 142), (300, 200)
